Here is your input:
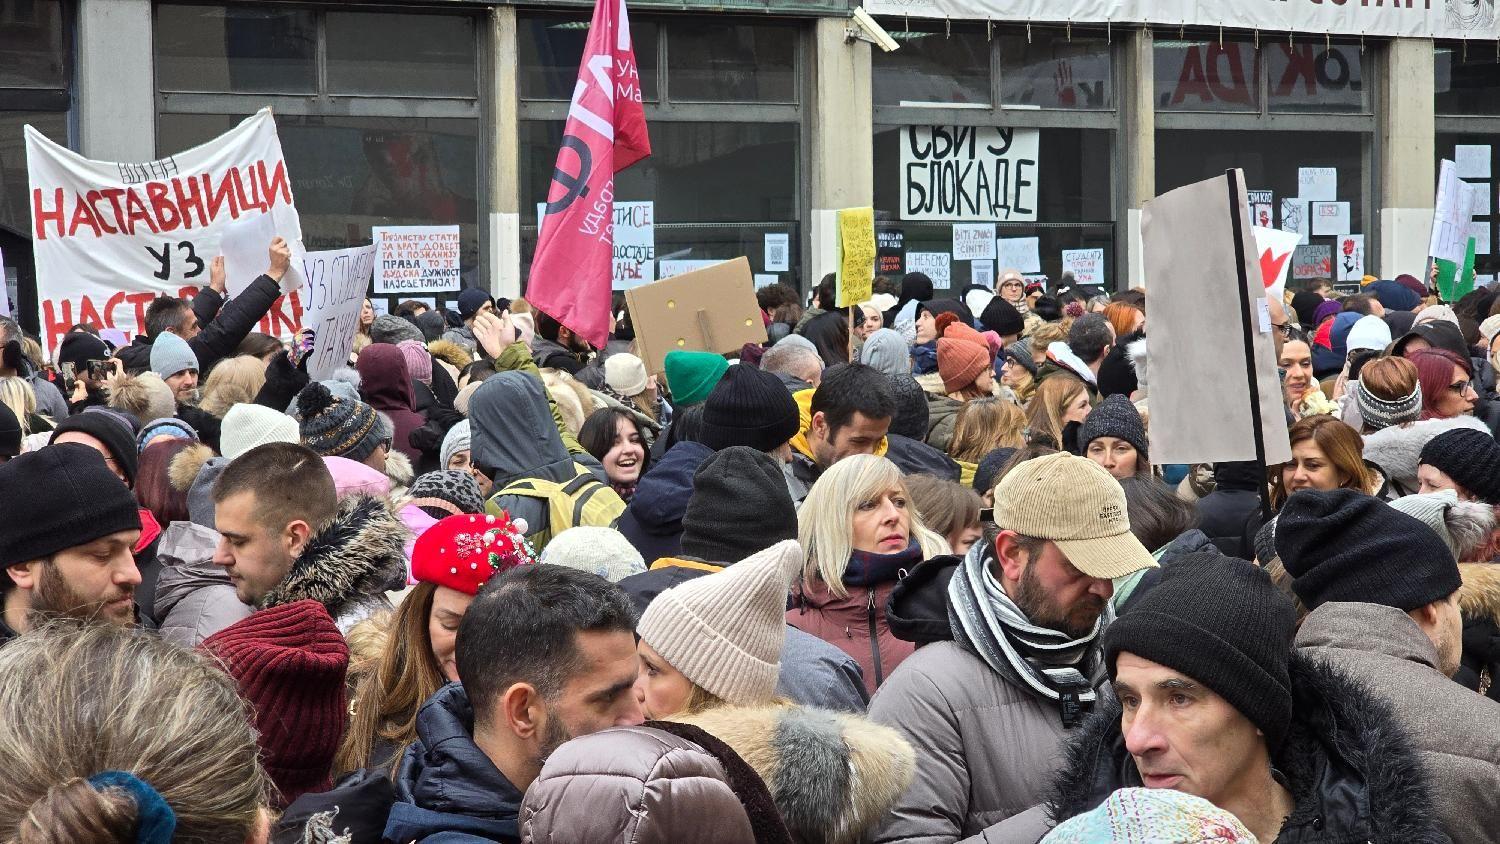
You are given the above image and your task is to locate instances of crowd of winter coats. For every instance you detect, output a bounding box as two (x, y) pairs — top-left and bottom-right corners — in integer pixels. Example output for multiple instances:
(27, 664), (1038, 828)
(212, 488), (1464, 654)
(0, 250), (1498, 844)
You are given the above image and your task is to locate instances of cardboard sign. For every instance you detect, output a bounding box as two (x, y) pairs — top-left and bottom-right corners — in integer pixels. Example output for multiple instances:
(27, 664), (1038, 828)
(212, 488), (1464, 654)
(1061, 248), (1104, 287)
(1141, 169), (1290, 465)
(877, 229), (905, 275)
(907, 252), (951, 289)
(613, 201), (655, 289)
(1292, 244), (1332, 280)
(624, 257), (767, 375)
(301, 243), (377, 381)
(836, 207), (875, 307)
(24, 108), (307, 354)
(373, 225), (461, 293)
(952, 223), (997, 261)
(899, 125), (1039, 222)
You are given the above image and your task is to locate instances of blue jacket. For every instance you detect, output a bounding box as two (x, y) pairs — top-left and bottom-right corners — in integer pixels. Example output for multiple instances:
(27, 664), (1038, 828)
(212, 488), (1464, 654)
(384, 683), (523, 844)
(615, 441), (714, 562)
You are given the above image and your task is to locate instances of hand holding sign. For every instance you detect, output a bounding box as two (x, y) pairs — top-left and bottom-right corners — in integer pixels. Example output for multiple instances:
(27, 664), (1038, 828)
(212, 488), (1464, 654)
(268, 237), (292, 282)
(209, 255), (226, 293)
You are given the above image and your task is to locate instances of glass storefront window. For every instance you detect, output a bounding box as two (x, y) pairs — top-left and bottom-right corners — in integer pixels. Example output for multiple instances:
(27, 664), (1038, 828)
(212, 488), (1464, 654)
(0, 0), (68, 89)
(155, 5), (317, 94)
(326, 12), (477, 98)
(1266, 41), (1367, 113)
(518, 15), (659, 102)
(520, 121), (799, 283)
(998, 31), (1113, 110)
(159, 113), (481, 282)
(871, 126), (1115, 288)
(668, 22), (798, 103)
(1154, 38), (1260, 112)
(1, 112), (67, 234)
(1436, 42), (1500, 115)
(873, 25), (991, 107)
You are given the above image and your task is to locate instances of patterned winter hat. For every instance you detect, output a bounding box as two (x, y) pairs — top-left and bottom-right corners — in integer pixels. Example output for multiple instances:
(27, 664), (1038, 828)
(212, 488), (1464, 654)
(408, 469), (486, 517)
(294, 381), (384, 463)
(1043, 788), (1256, 843)
(411, 512), (537, 595)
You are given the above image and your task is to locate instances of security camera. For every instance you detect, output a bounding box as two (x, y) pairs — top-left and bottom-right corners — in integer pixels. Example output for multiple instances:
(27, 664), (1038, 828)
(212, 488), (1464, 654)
(847, 8), (900, 52)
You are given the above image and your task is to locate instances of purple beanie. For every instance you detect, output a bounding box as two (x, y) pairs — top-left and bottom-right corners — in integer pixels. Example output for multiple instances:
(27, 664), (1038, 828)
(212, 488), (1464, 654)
(1313, 300), (1342, 327)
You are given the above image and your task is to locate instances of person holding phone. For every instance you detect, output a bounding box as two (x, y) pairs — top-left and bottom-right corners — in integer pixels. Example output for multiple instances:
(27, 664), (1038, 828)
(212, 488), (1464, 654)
(55, 330), (114, 413)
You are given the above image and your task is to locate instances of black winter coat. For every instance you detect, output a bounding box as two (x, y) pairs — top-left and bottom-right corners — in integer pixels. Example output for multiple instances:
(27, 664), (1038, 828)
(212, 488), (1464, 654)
(117, 275), (283, 376)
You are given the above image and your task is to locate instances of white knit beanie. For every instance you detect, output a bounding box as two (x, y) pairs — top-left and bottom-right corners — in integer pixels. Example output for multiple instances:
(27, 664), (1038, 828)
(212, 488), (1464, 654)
(636, 539), (802, 706)
(604, 353), (649, 397)
(540, 526), (647, 583)
(220, 403), (300, 460)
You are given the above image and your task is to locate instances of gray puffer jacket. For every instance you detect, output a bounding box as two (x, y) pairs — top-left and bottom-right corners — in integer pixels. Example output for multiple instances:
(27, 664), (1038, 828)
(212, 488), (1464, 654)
(152, 521), (251, 647)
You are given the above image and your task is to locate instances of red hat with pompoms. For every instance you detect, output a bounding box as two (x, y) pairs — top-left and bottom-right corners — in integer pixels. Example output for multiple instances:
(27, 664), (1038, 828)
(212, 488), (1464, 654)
(411, 511), (538, 595)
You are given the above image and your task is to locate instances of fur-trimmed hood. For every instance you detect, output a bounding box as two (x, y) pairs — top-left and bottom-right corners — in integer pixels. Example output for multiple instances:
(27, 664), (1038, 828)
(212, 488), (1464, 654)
(1362, 415), (1488, 495)
(168, 441), (216, 493)
(1460, 562), (1500, 626)
(1126, 337), (1147, 391)
(426, 339), (471, 371)
(670, 703), (915, 844)
(1045, 651), (1448, 843)
(260, 493), (409, 630)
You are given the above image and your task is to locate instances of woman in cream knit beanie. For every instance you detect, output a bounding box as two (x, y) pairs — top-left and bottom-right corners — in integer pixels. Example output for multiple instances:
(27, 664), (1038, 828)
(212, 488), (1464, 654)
(634, 539), (802, 717)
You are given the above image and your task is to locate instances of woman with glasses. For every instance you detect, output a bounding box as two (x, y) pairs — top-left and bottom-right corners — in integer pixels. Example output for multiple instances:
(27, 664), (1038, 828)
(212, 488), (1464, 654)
(1410, 348), (1479, 420)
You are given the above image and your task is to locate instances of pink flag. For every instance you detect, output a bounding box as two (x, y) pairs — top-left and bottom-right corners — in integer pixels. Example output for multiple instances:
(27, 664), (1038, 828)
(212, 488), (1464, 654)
(526, 0), (650, 351)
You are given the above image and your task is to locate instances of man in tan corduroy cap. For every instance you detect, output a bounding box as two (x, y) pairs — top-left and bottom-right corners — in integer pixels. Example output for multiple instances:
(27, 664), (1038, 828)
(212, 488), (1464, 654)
(866, 452), (1158, 843)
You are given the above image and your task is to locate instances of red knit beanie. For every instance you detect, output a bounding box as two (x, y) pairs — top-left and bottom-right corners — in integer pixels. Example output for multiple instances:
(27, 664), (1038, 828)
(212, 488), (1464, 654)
(201, 599), (349, 809)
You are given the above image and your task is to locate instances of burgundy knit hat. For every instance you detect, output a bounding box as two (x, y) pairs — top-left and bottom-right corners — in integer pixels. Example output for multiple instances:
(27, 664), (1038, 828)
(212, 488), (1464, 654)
(201, 600), (349, 808)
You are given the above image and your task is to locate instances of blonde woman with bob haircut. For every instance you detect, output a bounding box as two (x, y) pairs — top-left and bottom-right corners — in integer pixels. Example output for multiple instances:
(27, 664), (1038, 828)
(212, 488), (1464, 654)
(198, 354), (267, 418)
(0, 621), (271, 843)
(789, 454), (948, 693)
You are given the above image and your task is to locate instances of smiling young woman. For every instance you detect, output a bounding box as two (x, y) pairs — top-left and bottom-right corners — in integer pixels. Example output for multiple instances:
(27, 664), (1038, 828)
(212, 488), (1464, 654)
(578, 407), (652, 502)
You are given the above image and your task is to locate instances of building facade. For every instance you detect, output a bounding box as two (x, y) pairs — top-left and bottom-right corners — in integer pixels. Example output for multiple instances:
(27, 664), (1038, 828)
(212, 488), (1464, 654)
(1, 0), (1497, 331)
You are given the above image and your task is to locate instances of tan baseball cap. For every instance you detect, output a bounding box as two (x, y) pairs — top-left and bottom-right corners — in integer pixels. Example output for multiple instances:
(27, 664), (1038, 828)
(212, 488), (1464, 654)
(991, 452), (1158, 579)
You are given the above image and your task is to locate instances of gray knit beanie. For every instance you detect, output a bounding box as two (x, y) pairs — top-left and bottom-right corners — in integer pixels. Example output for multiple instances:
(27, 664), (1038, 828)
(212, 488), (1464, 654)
(1351, 379), (1422, 432)
(370, 314), (424, 345)
(440, 419), (471, 470)
(295, 381), (384, 462)
(1004, 338), (1038, 376)
(1079, 394), (1148, 457)
(150, 331), (198, 379)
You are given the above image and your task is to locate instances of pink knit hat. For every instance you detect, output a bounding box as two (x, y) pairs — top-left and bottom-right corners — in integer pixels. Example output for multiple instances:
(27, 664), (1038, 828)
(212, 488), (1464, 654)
(397, 339), (433, 386)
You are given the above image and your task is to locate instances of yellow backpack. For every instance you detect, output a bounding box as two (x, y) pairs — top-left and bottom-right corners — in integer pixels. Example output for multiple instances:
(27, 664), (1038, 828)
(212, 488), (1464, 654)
(491, 463), (625, 551)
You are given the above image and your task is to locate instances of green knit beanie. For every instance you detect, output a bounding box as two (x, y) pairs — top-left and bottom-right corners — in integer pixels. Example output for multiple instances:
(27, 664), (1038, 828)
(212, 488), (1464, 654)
(664, 350), (729, 406)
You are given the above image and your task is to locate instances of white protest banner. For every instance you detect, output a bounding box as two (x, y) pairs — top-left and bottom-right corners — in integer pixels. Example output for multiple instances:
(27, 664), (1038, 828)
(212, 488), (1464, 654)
(373, 225), (461, 293)
(1429, 161), (1485, 282)
(301, 244), (377, 381)
(25, 108), (306, 354)
(862, 0), (1499, 39)
(612, 201), (655, 289)
(1298, 168), (1337, 202)
(1061, 248), (1104, 287)
(1336, 234), (1365, 282)
(952, 223), (997, 261)
(1280, 199), (1308, 245)
(906, 252), (951, 289)
(997, 236), (1041, 273)
(1310, 201), (1350, 236)
(1251, 225), (1302, 304)
(900, 125), (1039, 222)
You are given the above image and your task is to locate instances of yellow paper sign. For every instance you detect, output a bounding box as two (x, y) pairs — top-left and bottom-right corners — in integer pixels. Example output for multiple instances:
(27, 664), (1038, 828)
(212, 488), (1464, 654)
(836, 206), (875, 307)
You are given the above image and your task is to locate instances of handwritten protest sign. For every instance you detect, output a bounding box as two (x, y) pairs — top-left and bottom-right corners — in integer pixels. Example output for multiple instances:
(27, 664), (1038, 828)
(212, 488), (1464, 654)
(1292, 244), (1331, 280)
(877, 229), (905, 275)
(1336, 234), (1364, 282)
(1061, 248), (1104, 287)
(907, 252), (951, 289)
(1298, 167), (1336, 201)
(1310, 201), (1350, 236)
(998, 237), (1041, 274)
(300, 244), (376, 381)
(900, 125), (1039, 222)
(612, 201), (655, 289)
(1430, 160), (1484, 301)
(24, 108), (306, 354)
(952, 223), (997, 261)
(659, 259), (721, 278)
(373, 225), (461, 293)
(836, 207), (875, 308)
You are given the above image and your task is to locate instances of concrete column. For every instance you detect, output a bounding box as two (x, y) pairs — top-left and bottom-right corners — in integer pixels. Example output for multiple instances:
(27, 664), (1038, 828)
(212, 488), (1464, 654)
(808, 18), (873, 289)
(489, 7), (523, 299)
(1378, 38), (1435, 279)
(1120, 26), (1155, 290)
(78, 0), (155, 161)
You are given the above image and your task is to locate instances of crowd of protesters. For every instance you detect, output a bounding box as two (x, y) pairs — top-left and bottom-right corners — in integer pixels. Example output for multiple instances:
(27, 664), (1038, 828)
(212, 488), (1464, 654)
(1, 240), (1498, 844)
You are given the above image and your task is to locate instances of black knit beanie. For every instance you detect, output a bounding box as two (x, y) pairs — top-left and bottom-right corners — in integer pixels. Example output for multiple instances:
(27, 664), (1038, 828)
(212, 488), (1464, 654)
(1419, 428), (1500, 505)
(0, 443), (142, 567)
(680, 447), (797, 563)
(56, 331), (109, 372)
(1078, 394), (1148, 457)
(979, 298), (1025, 338)
(1276, 488), (1461, 612)
(50, 412), (140, 487)
(1105, 550), (1297, 753)
(973, 447), (1016, 496)
(887, 374), (929, 440)
(699, 365), (800, 452)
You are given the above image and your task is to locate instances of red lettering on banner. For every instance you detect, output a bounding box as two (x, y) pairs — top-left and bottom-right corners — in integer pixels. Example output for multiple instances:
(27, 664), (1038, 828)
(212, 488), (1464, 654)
(42, 299), (74, 349)
(1169, 44), (1252, 107)
(102, 292), (128, 328)
(86, 191), (119, 234)
(127, 292), (158, 329)
(173, 176), (206, 229)
(33, 188), (65, 240)
(67, 197), (104, 238)
(123, 189), (160, 235)
(258, 291), (304, 336)
(100, 188), (127, 233)
(146, 182), (182, 232)
(259, 159), (292, 207)
(205, 171), (240, 221)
